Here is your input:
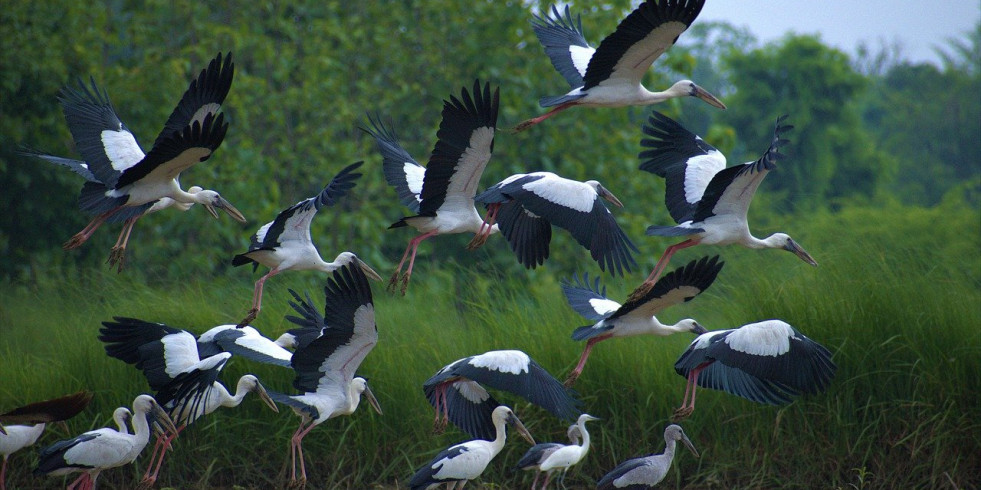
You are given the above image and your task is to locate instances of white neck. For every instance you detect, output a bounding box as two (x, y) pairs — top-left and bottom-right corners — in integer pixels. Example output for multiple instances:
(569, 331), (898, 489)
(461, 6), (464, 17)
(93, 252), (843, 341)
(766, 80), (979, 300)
(344, 382), (363, 415)
(663, 438), (677, 462)
(224, 379), (253, 408)
(577, 421), (591, 452)
(489, 416), (508, 454)
(132, 407), (153, 446)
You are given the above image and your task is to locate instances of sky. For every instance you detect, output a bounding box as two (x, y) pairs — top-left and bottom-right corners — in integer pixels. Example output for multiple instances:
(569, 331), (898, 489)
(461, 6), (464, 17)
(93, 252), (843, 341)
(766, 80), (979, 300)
(696, 1), (979, 66)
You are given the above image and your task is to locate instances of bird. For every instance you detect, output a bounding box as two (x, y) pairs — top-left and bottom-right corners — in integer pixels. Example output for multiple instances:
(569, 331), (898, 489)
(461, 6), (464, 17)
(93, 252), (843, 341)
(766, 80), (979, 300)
(596, 424), (699, 489)
(513, 0), (725, 132)
(231, 161), (381, 326)
(57, 52), (245, 270)
(408, 405), (536, 490)
(673, 319), (837, 420)
(513, 422), (582, 490)
(532, 413), (599, 489)
(33, 394), (177, 490)
(638, 111), (816, 287)
(560, 256), (722, 386)
(472, 171), (638, 276)
(424, 349), (581, 441)
(361, 79), (499, 294)
(265, 262), (383, 486)
(0, 392), (92, 490)
(273, 289), (333, 351)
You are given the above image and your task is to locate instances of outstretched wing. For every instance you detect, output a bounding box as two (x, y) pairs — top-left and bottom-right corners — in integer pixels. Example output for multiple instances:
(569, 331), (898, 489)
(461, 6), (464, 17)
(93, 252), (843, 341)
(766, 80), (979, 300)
(532, 4), (594, 88)
(362, 114), (424, 213)
(151, 52), (234, 149)
(561, 272), (621, 322)
(614, 255), (722, 320)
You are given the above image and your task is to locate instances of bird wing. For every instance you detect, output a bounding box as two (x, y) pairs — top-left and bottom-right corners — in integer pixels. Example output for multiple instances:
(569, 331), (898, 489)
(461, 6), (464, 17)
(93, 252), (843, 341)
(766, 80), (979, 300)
(150, 52), (234, 150)
(0, 391), (92, 425)
(99, 317), (186, 366)
(207, 326), (294, 368)
(361, 114), (425, 213)
(135, 330), (205, 391)
(34, 432), (103, 474)
(532, 4), (594, 88)
(19, 149), (98, 182)
(582, 0), (705, 91)
(423, 378), (501, 440)
(114, 112), (228, 189)
(615, 255), (722, 320)
(638, 110), (726, 223)
(417, 80), (499, 216)
(515, 442), (565, 470)
(494, 200), (553, 269)
(560, 272), (621, 322)
(153, 353), (230, 424)
(597, 456), (665, 489)
(282, 288), (328, 350)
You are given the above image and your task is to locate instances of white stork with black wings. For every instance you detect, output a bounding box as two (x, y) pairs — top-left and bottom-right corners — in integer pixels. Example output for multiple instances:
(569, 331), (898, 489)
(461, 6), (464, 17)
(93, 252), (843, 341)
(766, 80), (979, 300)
(514, 0), (725, 131)
(639, 111), (817, 286)
(361, 80), (499, 294)
(56, 52), (245, 269)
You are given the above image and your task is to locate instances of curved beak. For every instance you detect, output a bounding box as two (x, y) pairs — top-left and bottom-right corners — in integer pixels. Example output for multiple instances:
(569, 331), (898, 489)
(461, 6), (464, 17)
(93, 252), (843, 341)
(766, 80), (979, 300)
(692, 84), (727, 110)
(597, 184), (624, 208)
(363, 385), (383, 415)
(254, 382), (279, 413)
(785, 238), (817, 266)
(680, 431), (700, 458)
(692, 322), (708, 335)
(355, 257), (383, 282)
(507, 412), (536, 445)
(150, 401), (179, 437)
(206, 196), (247, 223)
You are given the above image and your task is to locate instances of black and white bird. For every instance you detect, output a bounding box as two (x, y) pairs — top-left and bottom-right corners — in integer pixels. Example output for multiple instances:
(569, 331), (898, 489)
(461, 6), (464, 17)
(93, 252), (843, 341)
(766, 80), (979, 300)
(673, 319), (836, 419)
(514, 0), (725, 132)
(560, 256), (722, 386)
(472, 172), (637, 276)
(33, 395), (177, 490)
(638, 111), (816, 286)
(361, 80), (499, 294)
(266, 262), (383, 485)
(231, 161), (380, 325)
(527, 413), (599, 489)
(513, 422), (582, 490)
(596, 424), (699, 489)
(409, 405), (536, 490)
(424, 350), (581, 440)
(56, 52), (245, 269)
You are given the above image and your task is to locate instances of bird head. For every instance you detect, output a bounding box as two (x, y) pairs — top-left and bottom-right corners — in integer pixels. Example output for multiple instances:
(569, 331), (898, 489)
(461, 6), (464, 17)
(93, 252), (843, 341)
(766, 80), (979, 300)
(242, 375), (279, 413)
(196, 190), (247, 223)
(773, 233), (818, 266)
(680, 319), (708, 335)
(673, 80), (727, 110)
(495, 406), (536, 445)
(134, 395), (179, 436)
(335, 252), (383, 282)
(665, 424), (700, 458)
(586, 181), (623, 208)
(353, 377), (383, 415)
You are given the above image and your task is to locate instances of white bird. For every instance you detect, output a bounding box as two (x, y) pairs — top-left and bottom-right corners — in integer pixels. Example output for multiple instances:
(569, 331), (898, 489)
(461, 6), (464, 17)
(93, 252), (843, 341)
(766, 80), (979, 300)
(513, 423), (582, 490)
(56, 52), (245, 270)
(361, 80), (499, 294)
(560, 256), (722, 386)
(596, 424), (699, 489)
(409, 405), (536, 490)
(266, 262), (383, 485)
(534, 413), (599, 489)
(232, 161), (380, 326)
(673, 319), (836, 420)
(514, 0), (725, 132)
(472, 172), (637, 276)
(33, 395), (177, 490)
(639, 111), (816, 286)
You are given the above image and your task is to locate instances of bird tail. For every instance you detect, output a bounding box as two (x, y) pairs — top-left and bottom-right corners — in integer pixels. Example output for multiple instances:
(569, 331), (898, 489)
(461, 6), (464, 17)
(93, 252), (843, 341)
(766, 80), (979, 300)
(539, 92), (586, 108)
(645, 225), (702, 237)
(231, 253), (255, 267)
(571, 324), (611, 341)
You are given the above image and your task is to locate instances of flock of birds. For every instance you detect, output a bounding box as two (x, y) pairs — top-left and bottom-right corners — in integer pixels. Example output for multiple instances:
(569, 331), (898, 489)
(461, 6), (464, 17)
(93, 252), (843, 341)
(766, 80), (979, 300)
(3, 0), (840, 488)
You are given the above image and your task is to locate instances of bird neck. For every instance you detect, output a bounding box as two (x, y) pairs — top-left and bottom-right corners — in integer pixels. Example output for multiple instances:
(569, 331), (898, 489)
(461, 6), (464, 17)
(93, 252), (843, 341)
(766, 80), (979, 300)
(224, 380), (249, 408)
(746, 233), (781, 250)
(344, 383), (363, 415)
(577, 422), (591, 451)
(490, 418), (508, 453)
(170, 184), (202, 205)
(316, 253), (351, 273)
(132, 408), (153, 445)
(663, 438), (677, 462)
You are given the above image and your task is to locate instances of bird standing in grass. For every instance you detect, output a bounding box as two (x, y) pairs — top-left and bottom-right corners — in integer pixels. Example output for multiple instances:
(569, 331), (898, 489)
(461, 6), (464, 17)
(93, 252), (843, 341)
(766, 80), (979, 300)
(597, 424), (699, 489)
(514, 422), (582, 490)
(530, 413), (599, 489)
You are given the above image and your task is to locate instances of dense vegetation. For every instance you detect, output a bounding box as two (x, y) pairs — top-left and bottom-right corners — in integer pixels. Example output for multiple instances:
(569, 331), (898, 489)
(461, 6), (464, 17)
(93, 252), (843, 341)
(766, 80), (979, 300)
(1, 1), (978, 489)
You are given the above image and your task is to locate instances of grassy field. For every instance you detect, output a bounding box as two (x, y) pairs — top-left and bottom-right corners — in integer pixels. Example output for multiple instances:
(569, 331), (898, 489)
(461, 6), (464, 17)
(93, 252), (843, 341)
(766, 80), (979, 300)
(1, 200), (979, 489)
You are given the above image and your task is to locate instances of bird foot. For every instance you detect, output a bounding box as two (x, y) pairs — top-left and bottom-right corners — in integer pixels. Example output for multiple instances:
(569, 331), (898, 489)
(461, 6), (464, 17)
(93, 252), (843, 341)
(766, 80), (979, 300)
(671, 406), (694, 422)
(386, 273), (401, 293)
(624, 281), (655, 304)
(62, 234), (87, 250)
(106, 247), (127, 272)
(236, 310), (258, 328)
(507, 119), (535, 133)
(287, 477), (307, 489)
(136, 477), (157, 490)
(563, 373), (580, 388)
(465, 234), (487, 250)
(432, 418), (448, 435)
(399, 274), (410, 296)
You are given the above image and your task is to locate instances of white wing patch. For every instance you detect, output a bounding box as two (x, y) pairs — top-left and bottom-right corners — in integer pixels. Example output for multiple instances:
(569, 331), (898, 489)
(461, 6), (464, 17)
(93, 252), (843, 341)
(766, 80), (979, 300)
(190, 103), (221, 126)
(101, 129), (146, 172)
(683, 151), (725, 204)
(353, 304), (376, 334)
(446, 126), (496, 198)
(569, 46), (595, 79)
(470, 350), (530, 375)
(725, 320), (794, 357)
(522, 174), (595, 213)
(589, 298), (621, 316)
(405, 162), (425, 199)
(161, 331), (203, 376)
(254, 222), (273, 244)
(454, 380), (491, 404)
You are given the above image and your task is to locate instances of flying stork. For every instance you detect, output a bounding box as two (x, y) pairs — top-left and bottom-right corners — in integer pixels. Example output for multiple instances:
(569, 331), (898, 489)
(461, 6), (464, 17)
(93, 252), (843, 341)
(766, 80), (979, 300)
(514, 0), (725, 132)
(673, 319), (836, 420)
(56, 52), (245, 269)
(639, 111), (817, 287)
(560, 256), (722, 386)
(596, 424), (699, 489)
(408, 405), (536, 490)
(513, 422), (582, 490)
(361, 80), (499, 294)
(231, 161), (380, 326)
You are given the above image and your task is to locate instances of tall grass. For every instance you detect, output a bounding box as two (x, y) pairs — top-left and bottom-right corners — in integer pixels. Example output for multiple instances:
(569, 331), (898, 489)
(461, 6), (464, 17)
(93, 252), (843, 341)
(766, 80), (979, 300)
(1, 200), (978, 489)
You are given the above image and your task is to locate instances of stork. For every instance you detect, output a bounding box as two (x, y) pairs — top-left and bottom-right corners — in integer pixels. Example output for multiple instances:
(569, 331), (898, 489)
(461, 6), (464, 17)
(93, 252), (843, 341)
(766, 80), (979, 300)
(638, 111), (816, 287)
(471, 172), (637, 276)
(424, 350), (581, 440)
(560, 256), (722, 386)
(273, 289), (331, 351)
(361, 80), (499, 294)
(534, 413), (599, 489)
(514, 423), (582, 490)
(56, 52), (245, 270)
(596, 424), (699, 489)
(408, 405), (536, 490)
(673, 319), (837, 420)
(514, 0), (725, 132)
(232, 161), (380, 326)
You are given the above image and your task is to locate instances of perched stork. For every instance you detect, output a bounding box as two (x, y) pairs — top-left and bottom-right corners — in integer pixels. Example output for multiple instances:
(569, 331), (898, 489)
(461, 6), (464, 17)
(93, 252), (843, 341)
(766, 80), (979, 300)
(673, 319), (836, 419)
(533, 413), (599, 489)
(56, 52), (245, 269)
(560, 256), (722, 386)
(639, 111), (816, 286)
(514, 422), (582, 490)
(33, 395), (177, 490)
(596, 424), (699, 489)
(424, 350), (581, 440)
(408, 405), (536, 490)
(0, 392), (92, 490)
(266, 262), (383, 486)
(361, 80), (499, 294)
(514, 0), (725, 132)
(472, 172), (637, 276)
(232, 161), (380, 326)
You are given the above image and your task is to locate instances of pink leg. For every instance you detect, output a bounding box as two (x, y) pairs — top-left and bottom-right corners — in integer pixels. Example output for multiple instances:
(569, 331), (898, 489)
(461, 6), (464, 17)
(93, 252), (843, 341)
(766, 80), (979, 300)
(541, 471), (553, 489)
(238, 269), (279, 326)
(531, 471), (541, 490)
(466, 203), (500, 250)
(67, 473), (88, 490)
(565, 334), (613, 386)
(1, 455), (7, 490)
(394, 230), (439, 294)
(142, 435), (168, 481)
(512, 102), (577, 132)
(107, 216), (140, 271)
(64, 208), (123, 250)
(645, 239), (697, 285)
(292, 422), (320, 482)
(289, 422), (307, 482)
(145, 427), (183, 483)
(674, 363), (708, 421)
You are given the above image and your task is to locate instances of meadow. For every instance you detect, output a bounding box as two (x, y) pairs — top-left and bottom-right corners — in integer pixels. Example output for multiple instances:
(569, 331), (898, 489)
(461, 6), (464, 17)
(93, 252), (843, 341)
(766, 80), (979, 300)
(1, 197), (979, 489)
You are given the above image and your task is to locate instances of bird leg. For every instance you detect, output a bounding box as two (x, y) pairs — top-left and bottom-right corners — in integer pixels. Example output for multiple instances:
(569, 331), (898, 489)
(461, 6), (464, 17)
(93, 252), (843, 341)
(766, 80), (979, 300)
(141, 425), (184, 488)
(531, 471), (542, 490)
(510, 102), (577, 133)
(542, 471), (553, 489)
(238, 269), (280, 327)
(290, 422), (319, 486)
(432, 383), (450, 434)
(107, 216), (140, 272)
(1, 455), (7, 490)
(63, 208), (121, 250)
(564, 334), (613, 387)
(466, 203), (500, 250)
(673, 364), (707, 421)
(66, 473), (89, 490)
(643, 239), (698, 287)
(389, 230), (438, 295)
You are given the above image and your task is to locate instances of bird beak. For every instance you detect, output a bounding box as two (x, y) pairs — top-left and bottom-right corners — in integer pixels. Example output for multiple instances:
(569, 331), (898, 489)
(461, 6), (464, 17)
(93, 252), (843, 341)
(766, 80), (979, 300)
(363, 385), (383, 415)
(207, 196), (247, 223)
(507, 413), (536, 445)
(692, 84), (727, 110)
(598, 185), (624, 208)
(692, 322), (708, 335)
(583, 414), (600, 422)
(151, 402), (179, 437)
(356, 257), (383, 282)
(784, 239), (818, 267)
(0, 423), (6, 435)
(254, 382), (280, 413)
(681, 432), (700, 458)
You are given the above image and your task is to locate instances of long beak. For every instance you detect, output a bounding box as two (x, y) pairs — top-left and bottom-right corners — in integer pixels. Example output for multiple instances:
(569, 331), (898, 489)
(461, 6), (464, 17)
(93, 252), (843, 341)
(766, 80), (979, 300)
(598, 185), (624, 208)
(0, 423), (6, 435)
(254, 382), (279, 413)
(692, 322), (708, 335)
(693, 84), (727, 110)
(680, 432), (700, 458)
(210, 196), (247, 223)
(151, 402), (179, 437)
(785, 238), (818, 266)
(356, 257), (383, 282)
(363, 385), (383, 415)
(507, 413), (536, 445)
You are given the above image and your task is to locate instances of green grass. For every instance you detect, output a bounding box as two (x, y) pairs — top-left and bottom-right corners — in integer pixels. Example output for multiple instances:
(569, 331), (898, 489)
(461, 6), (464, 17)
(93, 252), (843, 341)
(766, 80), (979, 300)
(1, 200), (979, 489)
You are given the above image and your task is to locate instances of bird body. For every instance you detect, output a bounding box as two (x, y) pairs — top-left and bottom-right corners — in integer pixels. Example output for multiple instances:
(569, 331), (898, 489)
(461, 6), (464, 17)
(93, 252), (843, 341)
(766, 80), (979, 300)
(597, 424), (698, 489)
(534, 414), (598, 488)
(1, 424), (45, 490)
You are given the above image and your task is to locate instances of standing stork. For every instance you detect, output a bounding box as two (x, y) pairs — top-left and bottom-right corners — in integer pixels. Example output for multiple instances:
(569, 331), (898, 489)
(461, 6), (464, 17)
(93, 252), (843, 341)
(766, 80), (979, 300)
(56, 52), (246, 269)
(513, 422), (582, 490)
(514, 0), (725, 132)
(408, 405), (536, 490)
(560, 256), (722, 386)
(596, 424), (699, 489)
(533, 413), (599, 489)
(638, 111), (816, 286)
(361, 80), (499, 294)
(471, 172), (637, 276)
(673, 319), (836, 420)
(231, 161), (380, 326)
(266, 262), (383, 486)
(424, 350), (581, 441)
